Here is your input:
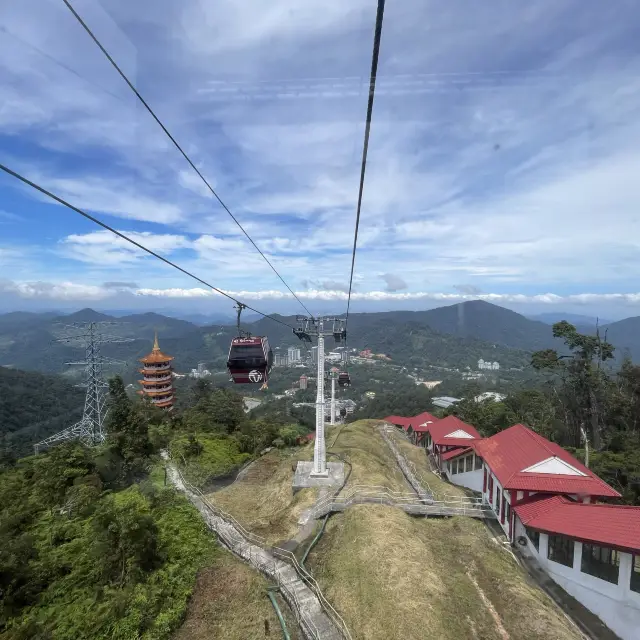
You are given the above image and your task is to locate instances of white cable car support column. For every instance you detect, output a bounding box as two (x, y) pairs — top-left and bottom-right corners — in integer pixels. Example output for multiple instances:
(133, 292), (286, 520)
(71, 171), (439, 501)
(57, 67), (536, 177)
(313, 326), (327, 476)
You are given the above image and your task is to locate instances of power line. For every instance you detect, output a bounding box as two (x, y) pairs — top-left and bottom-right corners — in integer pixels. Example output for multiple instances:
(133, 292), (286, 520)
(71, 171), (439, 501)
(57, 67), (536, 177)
(345, 0), (386, 324)
(0, 162), (295, 331)
(60, 0), (314, 319)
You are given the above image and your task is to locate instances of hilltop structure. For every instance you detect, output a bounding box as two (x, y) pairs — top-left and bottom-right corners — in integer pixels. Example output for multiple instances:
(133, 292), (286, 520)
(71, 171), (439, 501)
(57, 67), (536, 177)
(138, 333), (175, 409)
(384, 412), (640, 640)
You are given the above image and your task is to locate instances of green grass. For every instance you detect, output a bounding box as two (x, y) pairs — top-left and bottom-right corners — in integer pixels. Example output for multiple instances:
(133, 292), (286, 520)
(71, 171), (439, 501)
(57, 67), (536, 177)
(169, 435), (251, 490)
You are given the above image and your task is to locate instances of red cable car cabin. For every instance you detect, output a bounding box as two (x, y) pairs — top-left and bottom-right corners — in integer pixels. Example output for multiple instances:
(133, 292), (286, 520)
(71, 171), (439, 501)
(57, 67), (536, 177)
(227, 336), (273, 384)
(338, 371), (351, 387)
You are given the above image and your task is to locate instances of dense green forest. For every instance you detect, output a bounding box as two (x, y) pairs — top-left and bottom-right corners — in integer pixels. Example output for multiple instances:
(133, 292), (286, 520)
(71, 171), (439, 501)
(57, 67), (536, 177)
(0, 376), (310, 638)
(0, 368), (85, 459)
(444, 322), (640, 505)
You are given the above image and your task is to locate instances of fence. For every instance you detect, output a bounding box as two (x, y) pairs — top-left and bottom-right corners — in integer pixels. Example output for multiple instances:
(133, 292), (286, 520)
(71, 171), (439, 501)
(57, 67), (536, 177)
(169, 462), (351, 640)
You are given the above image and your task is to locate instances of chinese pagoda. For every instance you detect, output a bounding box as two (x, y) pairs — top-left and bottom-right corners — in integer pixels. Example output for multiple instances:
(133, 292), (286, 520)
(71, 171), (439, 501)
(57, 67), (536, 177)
(138, 332), (175, 409)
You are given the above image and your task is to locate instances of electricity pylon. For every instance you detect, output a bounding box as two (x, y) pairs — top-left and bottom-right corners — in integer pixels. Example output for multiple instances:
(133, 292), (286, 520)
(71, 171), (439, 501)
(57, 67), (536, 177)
(294, 316), (346, 476)
(34, 322), (133, 454)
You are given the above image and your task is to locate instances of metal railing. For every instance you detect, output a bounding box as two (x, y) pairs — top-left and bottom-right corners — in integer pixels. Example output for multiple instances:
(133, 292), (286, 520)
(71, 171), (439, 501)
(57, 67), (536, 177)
(307, 484), (493, 519)
(170, 463), (351, 640)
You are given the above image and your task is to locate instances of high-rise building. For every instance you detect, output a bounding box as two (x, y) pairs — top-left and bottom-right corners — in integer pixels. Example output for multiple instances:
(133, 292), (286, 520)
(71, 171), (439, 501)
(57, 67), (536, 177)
(288, 346), (301, 364)
(299, 375), (308, 390)
(311, 346), (318, 363)
(138, 333), (175, 409)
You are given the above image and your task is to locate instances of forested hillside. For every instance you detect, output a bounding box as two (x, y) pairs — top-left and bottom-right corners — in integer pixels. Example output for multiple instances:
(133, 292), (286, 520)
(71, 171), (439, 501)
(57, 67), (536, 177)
(0, 375), (311, 637)
(0, 367), (85, 458)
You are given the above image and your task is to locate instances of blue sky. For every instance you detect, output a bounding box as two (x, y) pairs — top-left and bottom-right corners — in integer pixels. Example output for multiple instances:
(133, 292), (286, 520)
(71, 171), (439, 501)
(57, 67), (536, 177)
(2, 0), (640, 319)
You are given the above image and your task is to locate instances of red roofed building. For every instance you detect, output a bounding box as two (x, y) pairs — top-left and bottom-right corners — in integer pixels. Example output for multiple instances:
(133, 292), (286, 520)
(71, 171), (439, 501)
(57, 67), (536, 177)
(512, 494), (640, 639)
(382, 415), (413, 430)
(406, 411), (439, 444)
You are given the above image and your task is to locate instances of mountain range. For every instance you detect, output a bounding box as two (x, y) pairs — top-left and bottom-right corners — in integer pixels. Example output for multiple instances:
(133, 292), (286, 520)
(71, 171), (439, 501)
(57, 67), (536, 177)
(1, 301), (640, 377)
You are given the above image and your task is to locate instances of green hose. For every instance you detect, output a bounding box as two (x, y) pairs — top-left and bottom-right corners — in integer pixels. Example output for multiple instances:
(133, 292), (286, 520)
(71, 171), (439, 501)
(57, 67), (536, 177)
(301, 513), (330, 565)
(267, 589), (292, 640)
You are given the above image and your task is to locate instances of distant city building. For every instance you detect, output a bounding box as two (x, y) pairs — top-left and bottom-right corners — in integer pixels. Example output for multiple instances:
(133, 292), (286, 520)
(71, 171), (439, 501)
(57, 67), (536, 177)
(274, 353), (288, 367)
(138, 333), (175, 409)
(327, 351), (342, 363)
(299, 374), (308, 390)
(474, 391), (506, 403)
(418, 380), (442, 389)
(288, 346), (301, 364)
(360, 349), (373, 358)
(432, 396), (461, 409)
(478, 359), (500, 371)
(310, 346), (318, 364)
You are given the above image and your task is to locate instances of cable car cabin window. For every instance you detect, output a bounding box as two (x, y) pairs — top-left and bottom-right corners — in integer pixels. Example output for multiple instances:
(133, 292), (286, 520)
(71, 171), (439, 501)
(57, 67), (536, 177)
(525, 527), (540, 551)
(631, 555), (640, 594)
(228, 344), (266, 366)
(547, 535), (575, 568)
(581, 544), (621, 585)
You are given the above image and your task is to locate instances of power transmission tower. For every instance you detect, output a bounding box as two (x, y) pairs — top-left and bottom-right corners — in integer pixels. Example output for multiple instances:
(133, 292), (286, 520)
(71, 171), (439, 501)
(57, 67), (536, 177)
(293, 316), (345, 477)
(34, 322), (133, 454)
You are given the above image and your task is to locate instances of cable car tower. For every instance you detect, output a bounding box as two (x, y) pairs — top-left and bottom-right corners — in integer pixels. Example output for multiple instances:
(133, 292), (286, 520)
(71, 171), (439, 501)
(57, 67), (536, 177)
(292, 316), (346, 488)
(34, 322), (133, 454)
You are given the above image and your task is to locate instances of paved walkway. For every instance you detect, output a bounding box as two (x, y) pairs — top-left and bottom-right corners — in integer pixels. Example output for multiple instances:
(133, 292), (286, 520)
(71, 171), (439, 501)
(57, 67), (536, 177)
(163, 456), (345, 640)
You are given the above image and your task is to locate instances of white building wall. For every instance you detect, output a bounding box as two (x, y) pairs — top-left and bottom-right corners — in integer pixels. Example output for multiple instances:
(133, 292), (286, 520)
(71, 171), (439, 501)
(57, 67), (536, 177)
(481, 464), (512, 537)
(514, 517), (640, 640)
(447, 456), (484, 492)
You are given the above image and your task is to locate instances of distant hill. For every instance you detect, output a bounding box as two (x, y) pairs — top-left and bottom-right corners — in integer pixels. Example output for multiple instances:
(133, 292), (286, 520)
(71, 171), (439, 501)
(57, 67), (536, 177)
(527, 312), (611, 327)
(5, 302), (640, 379)
(0, 366), (85, 457)
(601, 316), (640, 361)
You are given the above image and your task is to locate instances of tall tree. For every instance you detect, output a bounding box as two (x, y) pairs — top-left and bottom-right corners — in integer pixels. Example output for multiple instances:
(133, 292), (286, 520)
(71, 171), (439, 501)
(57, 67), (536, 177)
(531, 321), (614, 449)
(106, 376), (152, 481)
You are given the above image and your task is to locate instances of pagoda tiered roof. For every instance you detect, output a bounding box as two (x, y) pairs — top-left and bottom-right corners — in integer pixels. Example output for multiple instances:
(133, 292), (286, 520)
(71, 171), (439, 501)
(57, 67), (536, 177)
(139, 333), (174, 364)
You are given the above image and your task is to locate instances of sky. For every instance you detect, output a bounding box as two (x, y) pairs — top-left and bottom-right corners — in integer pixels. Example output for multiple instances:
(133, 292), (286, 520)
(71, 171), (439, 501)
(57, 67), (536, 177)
(1, 0), (640, 320)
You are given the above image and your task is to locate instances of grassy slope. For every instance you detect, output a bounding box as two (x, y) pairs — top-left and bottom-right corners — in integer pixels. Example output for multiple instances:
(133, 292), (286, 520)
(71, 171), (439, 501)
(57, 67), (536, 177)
(329, 419), (408, 492)
(210, 447), (317, 545)
(305, 421), (581, 640)
(173, 553), (301, 640)
(169, 435), (251, 490)
(195, 420), (581, 640)
(387, 429), (472, 499)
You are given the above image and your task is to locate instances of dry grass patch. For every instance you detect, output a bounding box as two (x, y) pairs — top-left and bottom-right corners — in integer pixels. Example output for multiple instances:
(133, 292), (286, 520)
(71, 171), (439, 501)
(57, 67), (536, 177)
(174, 551), (301, 640)
(210, 448), (317, 545)
(307, 506), (581, 640)
(330, 420), (408, 493)
(388, 429), (471, 499)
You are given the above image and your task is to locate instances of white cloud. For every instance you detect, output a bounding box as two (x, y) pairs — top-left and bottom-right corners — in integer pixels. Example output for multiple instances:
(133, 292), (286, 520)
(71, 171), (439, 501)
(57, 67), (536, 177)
(0, 278), (113, 300)
(2, 0), (640, 302)
(61, 229), (191, 264)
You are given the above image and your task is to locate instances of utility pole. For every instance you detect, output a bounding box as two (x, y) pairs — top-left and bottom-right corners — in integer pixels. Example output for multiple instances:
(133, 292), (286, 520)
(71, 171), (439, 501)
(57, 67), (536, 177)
(293, 316), (346, 479)
(330, 371), (336, 426)
(34, 322), (133, 453)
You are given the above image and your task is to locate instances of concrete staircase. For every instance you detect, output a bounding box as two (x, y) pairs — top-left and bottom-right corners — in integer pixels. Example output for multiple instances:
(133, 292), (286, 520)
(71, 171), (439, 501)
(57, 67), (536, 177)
(164, 457), (347, 640)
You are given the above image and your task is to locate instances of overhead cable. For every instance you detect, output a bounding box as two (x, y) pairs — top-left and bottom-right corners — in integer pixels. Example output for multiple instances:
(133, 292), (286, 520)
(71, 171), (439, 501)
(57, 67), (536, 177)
(0, 162), (295, 331)
(345, 0), (386, 325)
(60, 0), (314, 319)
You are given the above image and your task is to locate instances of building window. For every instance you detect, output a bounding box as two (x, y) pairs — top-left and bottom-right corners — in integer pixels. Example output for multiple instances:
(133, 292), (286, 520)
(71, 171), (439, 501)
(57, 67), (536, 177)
(450, 461), (457, 475)
(525, 527), (540, 551)
(495, 487), (501, 514)
(474, 455), (482, 470)
(548, 535), (575, 568)
(631, 556), (640, 594)
(581, 544), (620, 585)
(465, 456), (473, 473)
(457, 458), (463, 474)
